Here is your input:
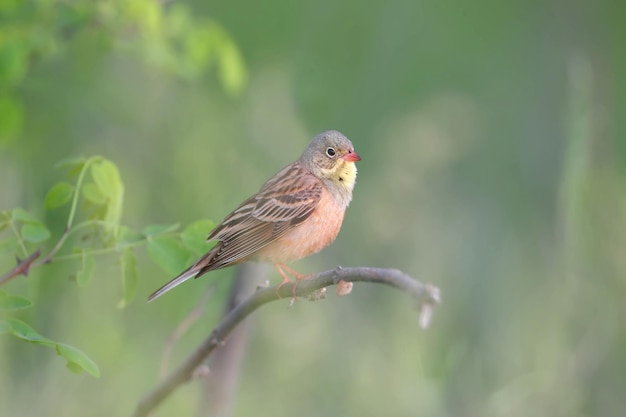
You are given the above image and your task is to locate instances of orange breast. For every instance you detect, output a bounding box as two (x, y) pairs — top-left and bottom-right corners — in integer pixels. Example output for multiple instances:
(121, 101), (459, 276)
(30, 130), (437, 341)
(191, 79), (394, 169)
(252, 189), (345, 263)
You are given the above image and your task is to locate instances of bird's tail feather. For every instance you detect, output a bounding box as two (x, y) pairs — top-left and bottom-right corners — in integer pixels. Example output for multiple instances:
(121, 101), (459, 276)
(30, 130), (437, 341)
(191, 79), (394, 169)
(148, 247), (218, 302)
(147, 266), (199, 302)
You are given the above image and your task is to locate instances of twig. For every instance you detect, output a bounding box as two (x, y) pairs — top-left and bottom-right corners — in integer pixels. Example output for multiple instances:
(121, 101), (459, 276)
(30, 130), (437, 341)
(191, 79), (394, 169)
(133, 266), (441, 417)
(32, 226), (70, 267)
(0, 249), (42, 286)
(0, 157), (100, 285)
(1, 223), (85, 287)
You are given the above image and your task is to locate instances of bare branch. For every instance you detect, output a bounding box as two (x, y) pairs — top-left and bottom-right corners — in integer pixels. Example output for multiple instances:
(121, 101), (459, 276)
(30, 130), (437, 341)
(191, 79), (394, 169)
(133, 266), (441, 417)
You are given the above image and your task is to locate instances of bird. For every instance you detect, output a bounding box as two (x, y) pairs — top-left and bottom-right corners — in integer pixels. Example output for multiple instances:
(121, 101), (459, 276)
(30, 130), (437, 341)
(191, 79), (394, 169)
(148, 130), (361, 301)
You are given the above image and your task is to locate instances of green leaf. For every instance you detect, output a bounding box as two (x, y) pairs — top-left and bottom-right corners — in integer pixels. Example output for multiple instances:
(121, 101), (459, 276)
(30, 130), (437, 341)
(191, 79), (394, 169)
(21, 223), (51, 243)
(12, 208), (39, 223)
(90, 160), (124, 235)
(54, 156), (87, 171)
(45, 182), (75, 210)
(1, 319), (100, 378)
(118, 248), (138, 309)
(91, 159), (123, 199)
(4, 318), (54, 345)
(147, 236), (192, 275)
(143, 223), (180, 237)
(56, 343), (101, 377)
(76, 250), (95, 287)
(0, 292), (32, 312)
(116, 226), (144, 245)
(181, 220), (216, 254)
(54, 156), (88, 177)
(65, 361), (83, 374)
(82, 182), (106, 205)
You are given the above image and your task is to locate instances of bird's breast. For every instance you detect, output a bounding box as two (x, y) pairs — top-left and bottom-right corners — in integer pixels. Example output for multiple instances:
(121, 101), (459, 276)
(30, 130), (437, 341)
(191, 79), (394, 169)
(252, 189), (346, 263)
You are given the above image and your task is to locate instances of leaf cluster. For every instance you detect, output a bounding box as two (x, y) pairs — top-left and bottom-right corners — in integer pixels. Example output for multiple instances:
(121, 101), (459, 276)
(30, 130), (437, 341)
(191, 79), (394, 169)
(0, 0), (247, 144)
(0, 156), (216, 377)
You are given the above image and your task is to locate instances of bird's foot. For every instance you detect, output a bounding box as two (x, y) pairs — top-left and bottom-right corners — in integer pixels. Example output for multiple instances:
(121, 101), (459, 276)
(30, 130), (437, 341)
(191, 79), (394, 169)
(274, 263), (311, 304)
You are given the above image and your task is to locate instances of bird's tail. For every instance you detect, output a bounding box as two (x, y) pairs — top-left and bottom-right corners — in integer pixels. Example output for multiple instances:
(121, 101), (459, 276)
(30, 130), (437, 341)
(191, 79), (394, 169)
(147, 247), (218, 302)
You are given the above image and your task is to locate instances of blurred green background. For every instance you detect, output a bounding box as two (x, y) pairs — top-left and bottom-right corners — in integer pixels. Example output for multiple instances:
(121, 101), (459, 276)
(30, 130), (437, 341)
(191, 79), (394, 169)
(1, 0), (625, 416)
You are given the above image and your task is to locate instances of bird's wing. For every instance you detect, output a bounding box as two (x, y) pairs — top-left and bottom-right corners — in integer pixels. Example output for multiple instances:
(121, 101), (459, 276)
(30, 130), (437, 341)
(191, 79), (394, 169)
(201, 162), (323, 270)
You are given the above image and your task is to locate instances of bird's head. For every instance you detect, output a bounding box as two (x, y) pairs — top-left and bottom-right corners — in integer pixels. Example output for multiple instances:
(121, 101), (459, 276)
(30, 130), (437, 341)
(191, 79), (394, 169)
(300, 130), (361, 204)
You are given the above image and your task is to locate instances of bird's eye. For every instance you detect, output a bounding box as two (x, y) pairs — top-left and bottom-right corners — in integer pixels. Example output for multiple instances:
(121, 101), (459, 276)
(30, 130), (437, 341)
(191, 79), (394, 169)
(326, 147), (336, 157)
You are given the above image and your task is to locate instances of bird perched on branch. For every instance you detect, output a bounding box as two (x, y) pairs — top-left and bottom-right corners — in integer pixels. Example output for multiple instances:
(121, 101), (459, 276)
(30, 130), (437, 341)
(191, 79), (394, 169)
(149, 130), (361, 301)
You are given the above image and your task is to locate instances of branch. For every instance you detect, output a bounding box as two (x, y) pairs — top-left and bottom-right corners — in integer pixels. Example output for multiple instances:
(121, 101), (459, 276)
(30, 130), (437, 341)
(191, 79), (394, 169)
(32, 226), (70, 268)
(0, 249), (41, 286)
(1, 224), (73, 287)
(133, 267), (441, 417)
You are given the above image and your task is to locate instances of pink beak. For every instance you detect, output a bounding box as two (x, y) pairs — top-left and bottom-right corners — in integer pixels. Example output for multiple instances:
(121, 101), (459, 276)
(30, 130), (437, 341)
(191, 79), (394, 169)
(342, 150), (361, 162)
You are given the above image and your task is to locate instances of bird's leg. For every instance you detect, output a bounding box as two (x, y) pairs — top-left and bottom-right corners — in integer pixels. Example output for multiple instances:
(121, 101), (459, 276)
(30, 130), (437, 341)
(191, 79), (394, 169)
(278, 263), (310, 281)
(274, 263), (293, 298)
(273, 263), (310, 302)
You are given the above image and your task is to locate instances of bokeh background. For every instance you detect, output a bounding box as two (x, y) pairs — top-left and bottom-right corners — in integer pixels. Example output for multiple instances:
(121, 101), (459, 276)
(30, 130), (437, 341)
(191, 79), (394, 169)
(1, 0), (625, 416)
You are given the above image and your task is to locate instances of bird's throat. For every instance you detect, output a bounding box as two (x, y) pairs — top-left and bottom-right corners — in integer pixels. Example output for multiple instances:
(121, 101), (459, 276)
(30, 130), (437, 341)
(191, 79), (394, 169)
(321, 161), (357, 208)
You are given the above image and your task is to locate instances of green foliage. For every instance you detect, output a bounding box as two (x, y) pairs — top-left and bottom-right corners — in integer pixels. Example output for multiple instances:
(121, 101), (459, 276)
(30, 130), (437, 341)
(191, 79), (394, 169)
(82, 182), (107, 205)
(75, 250), (95, 287)
(0, 318), (100, 377)
(20, 223), (52, 243)
(0, 0), (247, 143)
(147, 235), (194, 276)
(11, 207), (41, 224)
(90, 159), (124, 237)
(0, 156), (216, 378)
(143, 223), (181, 237)
(0, 208), (51, 255)
(117, 226), (144, 245)
(44, 182), (75, 210)
(182, 220), (217, 255)
(0, 289), (31, 312)
(2, 0), (623, 415)
(0, 0), (246, 381)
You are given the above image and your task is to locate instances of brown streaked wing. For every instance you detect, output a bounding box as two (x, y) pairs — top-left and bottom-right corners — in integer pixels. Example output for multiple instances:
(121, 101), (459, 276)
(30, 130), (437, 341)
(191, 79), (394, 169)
(203, 162), (323, 268)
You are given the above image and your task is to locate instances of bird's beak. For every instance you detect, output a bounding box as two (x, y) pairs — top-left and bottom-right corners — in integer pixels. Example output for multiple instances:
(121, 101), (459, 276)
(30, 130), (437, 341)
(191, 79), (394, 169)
(342, 150), (361, 162)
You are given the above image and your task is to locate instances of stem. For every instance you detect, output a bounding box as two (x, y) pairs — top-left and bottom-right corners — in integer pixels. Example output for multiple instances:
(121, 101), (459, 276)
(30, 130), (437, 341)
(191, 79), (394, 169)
(52, 241), (145, 262)
(31, 220), (111, 267)
(2, 158), (103, 273)
(8, 220), (28, 258)
(0, 250), (41, 286)
(66, 157), (101, 230)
